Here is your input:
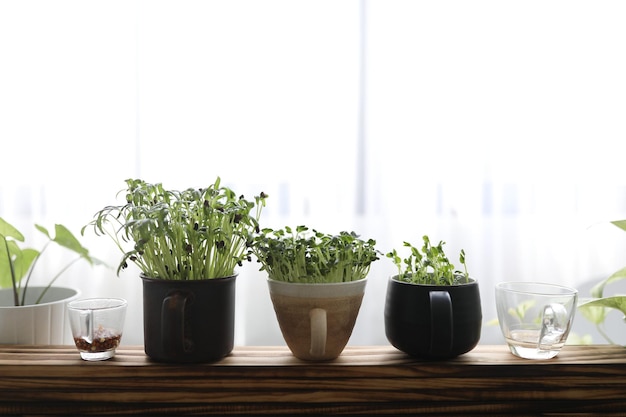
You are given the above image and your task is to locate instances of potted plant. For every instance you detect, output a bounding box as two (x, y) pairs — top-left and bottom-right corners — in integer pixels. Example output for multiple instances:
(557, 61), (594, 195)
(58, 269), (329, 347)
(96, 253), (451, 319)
(253, 225), (380, 360)
(83, 177), (267, 362)
(384, 235), (482, 359)
(0, 217), (99, 344)
(578, 219), (626, 345)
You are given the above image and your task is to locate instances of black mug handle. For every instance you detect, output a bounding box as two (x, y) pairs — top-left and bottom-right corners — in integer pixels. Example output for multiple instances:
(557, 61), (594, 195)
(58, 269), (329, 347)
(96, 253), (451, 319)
(161, 291), (189, 356)
(429, 291), (453, 355)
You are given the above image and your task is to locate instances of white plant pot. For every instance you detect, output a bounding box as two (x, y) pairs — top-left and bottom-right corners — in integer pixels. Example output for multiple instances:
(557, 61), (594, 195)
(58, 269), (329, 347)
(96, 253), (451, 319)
(0, 286), (80, 345)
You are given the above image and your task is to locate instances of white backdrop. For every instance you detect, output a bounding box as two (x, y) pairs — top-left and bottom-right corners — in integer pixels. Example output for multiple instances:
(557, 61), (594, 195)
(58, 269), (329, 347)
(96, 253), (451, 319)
(1, 0), (626, 347)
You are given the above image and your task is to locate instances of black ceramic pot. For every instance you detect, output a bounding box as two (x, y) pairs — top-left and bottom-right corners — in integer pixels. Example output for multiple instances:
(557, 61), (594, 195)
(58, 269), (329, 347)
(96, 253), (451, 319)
(141, 274), (236, 363)
(384, 276), (482, 359)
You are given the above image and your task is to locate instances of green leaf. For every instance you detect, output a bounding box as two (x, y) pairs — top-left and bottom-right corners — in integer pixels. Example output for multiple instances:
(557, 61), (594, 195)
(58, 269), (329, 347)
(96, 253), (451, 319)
(0, 218), (37, 289)
(485, 318), (500, 326)
(1, 217), (104, 305)
(11, 247), (38, 286)
(590, 266), (626, 298)
(579, 296), (626, 317)
(566, 333), (594, 345)
(611, 219), (626, 232)
(0, 239), (14, 288)
(577, 298), (608, 325)
(509, 299), (536, 321)
(0, 242), (38, 288)
(0, 217), (25, 242)
(34, 224), (51, 240)
(578, 218), (626, 342)
(45, 224), (92, 262)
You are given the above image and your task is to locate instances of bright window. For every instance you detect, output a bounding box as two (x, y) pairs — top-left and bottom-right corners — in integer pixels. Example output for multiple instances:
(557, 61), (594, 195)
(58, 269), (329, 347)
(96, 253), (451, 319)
(1, 0), (625, 346)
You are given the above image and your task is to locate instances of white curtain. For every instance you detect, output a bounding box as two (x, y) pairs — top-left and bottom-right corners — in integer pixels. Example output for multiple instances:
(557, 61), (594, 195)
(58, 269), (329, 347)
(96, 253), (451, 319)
(1, 0), (625, 346)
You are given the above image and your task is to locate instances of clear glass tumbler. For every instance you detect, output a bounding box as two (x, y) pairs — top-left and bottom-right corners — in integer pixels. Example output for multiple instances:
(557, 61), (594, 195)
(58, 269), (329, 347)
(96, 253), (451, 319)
(67, 298), (127, 361)
(495, 282), (577, 360)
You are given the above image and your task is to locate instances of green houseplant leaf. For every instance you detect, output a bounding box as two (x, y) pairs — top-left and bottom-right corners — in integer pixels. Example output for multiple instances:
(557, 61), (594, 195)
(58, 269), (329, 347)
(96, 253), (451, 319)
(611, 219), (626, 232)
(579, 296), (626, 317)
(37, 224), (91, 260)
(0, 217), (100, 306)
(579, 218), (626, 344)
(578, 295), (626, 345)
(0, 243), (38, 289)
(590, 266), (626, 299)
(0, 217), (24, 241)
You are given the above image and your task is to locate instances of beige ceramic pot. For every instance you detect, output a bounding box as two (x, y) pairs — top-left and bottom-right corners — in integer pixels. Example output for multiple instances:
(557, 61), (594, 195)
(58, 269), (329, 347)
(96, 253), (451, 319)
(267, 278), (367, 361)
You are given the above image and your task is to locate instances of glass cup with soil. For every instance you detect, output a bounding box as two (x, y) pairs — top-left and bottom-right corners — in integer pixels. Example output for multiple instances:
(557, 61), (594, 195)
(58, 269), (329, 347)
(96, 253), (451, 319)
(67, 298), (127, 361)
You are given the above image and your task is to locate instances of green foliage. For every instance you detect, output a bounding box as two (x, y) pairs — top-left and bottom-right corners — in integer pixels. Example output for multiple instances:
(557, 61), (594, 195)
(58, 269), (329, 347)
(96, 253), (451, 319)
(83, 177), (267, 280)
(0, 217), (98, 306)
(508, 299), (537, 322)
(578, 219), (626, 345)
(487, 300), (541, 327)
(611, 219), (626, 233)
(253, 225), (380, 283)
(386, 235), (470, 285)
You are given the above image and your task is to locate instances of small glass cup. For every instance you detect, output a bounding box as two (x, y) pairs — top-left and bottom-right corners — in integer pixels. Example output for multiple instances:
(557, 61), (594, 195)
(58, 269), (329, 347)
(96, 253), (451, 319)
(67, 298), (127, 361)
(495, 282), (577, 360)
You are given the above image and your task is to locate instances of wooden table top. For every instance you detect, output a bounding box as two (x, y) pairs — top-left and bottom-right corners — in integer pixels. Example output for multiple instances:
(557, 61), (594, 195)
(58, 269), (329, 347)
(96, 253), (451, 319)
(1, 344), (625, 416)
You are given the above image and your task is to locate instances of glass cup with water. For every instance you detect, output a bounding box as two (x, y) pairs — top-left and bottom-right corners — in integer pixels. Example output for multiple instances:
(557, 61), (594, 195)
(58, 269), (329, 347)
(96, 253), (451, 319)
(495, 282), (578, 360)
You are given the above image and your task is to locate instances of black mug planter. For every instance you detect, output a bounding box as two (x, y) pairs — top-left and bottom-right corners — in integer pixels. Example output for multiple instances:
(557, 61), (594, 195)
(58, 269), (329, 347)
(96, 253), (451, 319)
(141, 274), (237, 363)
(384, 276), (482, 359)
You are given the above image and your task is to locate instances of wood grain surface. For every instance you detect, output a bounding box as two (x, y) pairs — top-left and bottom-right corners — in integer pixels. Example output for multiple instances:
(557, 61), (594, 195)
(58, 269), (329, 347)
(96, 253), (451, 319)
(0, 344), (625, 416)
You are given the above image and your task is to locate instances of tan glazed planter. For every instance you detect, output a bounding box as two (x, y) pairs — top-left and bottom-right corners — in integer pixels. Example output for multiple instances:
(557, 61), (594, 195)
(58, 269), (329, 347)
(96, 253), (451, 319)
(267, 278), (367, 361)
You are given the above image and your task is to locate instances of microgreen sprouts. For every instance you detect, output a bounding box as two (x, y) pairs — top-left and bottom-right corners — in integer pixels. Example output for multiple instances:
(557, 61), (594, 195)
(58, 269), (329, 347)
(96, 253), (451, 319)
(0, 217), (99, 306)
(82, 177), (267, 280)
(386, 235), (470, 285)
(253, 225), (380, 283)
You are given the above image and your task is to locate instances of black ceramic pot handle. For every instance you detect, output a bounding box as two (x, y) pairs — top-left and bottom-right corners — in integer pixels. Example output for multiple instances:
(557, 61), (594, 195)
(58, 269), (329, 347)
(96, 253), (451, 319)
(161, 291), (188, 356)
(429, 291), (453, 355)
